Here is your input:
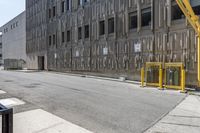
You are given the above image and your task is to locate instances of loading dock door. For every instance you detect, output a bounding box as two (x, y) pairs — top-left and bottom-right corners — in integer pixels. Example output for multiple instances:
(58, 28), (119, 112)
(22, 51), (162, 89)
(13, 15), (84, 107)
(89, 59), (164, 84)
(38, 56), (45, 70)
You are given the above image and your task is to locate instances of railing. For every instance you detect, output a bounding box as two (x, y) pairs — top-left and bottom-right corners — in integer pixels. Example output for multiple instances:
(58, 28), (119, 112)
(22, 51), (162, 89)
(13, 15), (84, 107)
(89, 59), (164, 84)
(141, 62), (163, 89)
(0, 104), (13, 133)
(141, 62), (186, 93)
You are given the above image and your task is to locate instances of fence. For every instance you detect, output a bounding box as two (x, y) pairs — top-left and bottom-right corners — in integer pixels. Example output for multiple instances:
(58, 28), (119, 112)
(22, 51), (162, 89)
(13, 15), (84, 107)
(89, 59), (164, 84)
(141, 62), (186, 92)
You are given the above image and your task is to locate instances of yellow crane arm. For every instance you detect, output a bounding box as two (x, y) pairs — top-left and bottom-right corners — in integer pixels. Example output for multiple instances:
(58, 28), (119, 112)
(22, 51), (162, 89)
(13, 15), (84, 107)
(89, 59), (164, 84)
(176, 0), (200, 86)
(176, 0), (200, 35)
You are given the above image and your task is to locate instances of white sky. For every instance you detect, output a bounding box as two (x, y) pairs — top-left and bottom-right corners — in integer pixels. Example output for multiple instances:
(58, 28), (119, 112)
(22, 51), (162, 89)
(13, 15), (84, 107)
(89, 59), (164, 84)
(0, 0), (25, 27)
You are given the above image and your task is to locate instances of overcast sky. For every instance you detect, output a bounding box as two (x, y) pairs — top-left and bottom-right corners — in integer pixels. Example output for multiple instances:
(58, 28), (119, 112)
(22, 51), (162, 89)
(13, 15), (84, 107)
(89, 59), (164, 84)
(0, 0), (25, 27)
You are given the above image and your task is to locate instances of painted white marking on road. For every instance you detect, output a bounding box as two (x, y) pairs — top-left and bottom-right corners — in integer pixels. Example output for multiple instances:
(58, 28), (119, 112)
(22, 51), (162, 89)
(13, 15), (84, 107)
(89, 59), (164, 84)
(6, 109), (93, 133)
(0, 98), (25, 107)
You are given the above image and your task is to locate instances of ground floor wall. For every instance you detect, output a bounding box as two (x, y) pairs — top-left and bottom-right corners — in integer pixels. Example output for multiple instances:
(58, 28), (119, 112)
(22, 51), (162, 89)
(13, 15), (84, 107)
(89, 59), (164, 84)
(46, 27), (199, 86)
(27, 52), (47, 70)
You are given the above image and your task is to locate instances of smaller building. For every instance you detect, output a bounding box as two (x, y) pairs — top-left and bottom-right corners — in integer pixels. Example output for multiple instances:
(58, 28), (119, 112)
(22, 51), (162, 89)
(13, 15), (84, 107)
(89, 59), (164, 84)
(0, 11), (26, 70)
(0, 33), (2, 66)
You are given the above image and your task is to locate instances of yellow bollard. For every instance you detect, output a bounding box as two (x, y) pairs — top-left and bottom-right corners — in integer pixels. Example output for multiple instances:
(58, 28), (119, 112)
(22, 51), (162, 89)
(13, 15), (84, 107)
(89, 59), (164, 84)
(159, 68), (163, 89)
(181, 69), (186, 93)
(141, 67), (145, 87)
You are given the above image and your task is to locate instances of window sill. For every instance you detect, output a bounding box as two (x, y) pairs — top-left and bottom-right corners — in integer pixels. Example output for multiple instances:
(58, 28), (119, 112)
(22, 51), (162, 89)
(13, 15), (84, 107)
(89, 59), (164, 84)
(171, 19), (185, 25)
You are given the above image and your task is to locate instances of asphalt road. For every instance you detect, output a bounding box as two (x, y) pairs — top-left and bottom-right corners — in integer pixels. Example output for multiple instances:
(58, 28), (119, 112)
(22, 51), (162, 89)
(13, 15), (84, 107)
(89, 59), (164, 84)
(0, 70), (185, 133)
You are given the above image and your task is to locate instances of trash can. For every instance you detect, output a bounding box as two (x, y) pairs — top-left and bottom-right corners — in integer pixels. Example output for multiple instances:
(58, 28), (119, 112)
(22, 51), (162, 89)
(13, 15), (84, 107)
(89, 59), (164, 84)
(0, 104), (13, 133)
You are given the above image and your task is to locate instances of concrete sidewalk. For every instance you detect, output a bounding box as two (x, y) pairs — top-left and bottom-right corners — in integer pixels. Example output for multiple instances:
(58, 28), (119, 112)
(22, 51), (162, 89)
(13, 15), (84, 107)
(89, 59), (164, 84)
(145, 95), (200, 133)
(0, 109), (93, 133)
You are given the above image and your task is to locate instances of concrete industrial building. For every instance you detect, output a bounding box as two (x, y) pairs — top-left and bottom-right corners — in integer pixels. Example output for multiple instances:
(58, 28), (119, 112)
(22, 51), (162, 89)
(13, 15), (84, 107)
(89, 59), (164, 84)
(26, 0), (200, 85)
(26, 0), (48, 70)
(0, 11), (27, 69)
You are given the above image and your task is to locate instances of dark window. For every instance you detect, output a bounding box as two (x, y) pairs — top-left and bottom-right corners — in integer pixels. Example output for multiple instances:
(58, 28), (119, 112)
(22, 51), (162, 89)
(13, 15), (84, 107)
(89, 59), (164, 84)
(78, 27), (82, 40)
(53, 6), (56, 17)
(78, 0), (82, 6)
(108, 18), (114, 34)
(171, 5), (185, 20)
(49, 36), (52, 46)
(99, 20), (105, 35)
(66, 0), (70, 11)
(53, 34), (56, 45)
(84, 25), (89, 38)
(84, 0), (89, 3)
(62, 32), (65, 43)
(49, 9), (51, 18)
(0, 43), (2, 48)
(61, 1), (65, 13)
(193, 5), (200, 15)
(129, 13), (137, 29)
(0, 54), (2, 58)
(141, 9), (151, 27)
(67, 30), (71, 42)
(13, 23), (15, 28)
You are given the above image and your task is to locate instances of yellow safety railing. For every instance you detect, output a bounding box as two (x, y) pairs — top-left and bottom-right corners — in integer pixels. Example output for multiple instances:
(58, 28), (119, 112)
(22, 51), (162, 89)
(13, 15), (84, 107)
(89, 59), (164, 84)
(140, 62), (186, 92)
(141, 67), (145, 87)
(164, 63), (186, 92)
(143, 62), (163, 88)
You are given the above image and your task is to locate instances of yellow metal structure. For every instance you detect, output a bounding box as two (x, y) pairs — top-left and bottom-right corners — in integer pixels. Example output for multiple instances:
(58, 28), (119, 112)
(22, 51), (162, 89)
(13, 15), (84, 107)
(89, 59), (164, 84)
(164, 63), (185, 90)
(141, 67), (145, 87)
(176, 0), (200, 86)
(145, 62), (162, 87)
(159, 68), (163, 89)
(181, 69), (186, 93)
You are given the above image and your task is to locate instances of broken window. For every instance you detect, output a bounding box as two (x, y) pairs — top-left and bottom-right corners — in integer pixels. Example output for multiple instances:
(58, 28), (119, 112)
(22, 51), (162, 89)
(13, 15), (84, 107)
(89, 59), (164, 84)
(62, 32), (65, 43)
(61, 1), (65, 13)
(78, 27), (82, 40)
(129, 12), (137, 29)
(99, 20), (105, 35)
(67, 30), (71, 42)
(141, 8), (151, 27)
(108, 18), (114, 34)
(171, 5), (185, 20)
(84, 25), (89, 38)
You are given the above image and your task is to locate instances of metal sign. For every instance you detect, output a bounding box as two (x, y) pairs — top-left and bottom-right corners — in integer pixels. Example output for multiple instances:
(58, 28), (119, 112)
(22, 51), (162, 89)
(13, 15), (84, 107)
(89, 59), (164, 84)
(103, 47), (108, 55)
(134, 42), (141, 53)
(54, 53), (57, 59)
(75, 50), (79, 57)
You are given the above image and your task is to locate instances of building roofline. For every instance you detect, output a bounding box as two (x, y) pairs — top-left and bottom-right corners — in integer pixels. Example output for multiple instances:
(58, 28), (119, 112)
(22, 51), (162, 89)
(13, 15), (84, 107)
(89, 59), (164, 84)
(0, 10), (26, 28)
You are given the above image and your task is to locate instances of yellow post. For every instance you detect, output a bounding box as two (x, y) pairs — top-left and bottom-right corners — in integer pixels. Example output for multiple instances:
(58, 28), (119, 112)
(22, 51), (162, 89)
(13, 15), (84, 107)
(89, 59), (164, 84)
(159, 68), (163, 89)
(181, 69), (186, 93)
(198, 36), (200, 87)
(141, 67), (145, 87)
